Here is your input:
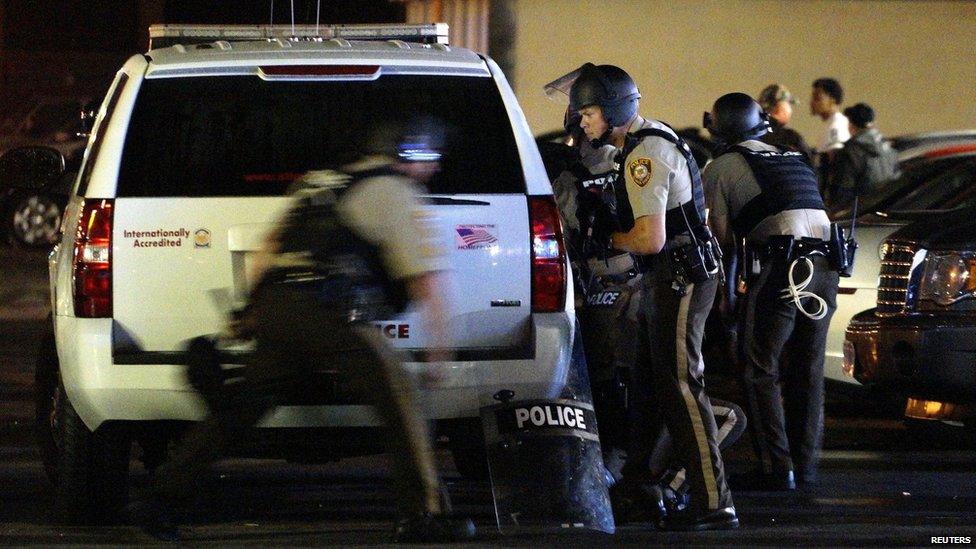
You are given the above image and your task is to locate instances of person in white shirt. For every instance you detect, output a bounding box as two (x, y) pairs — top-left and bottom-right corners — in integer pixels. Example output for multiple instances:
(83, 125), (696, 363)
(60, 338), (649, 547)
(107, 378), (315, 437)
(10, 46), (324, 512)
(810, 78), (850, 192)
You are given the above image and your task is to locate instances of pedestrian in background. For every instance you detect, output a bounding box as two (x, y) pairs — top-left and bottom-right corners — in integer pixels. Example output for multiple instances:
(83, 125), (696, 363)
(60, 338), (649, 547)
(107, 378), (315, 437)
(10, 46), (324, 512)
(829, 102), (901, 210)
(810, 78), (850, 196)
(757, 83), (814, 165)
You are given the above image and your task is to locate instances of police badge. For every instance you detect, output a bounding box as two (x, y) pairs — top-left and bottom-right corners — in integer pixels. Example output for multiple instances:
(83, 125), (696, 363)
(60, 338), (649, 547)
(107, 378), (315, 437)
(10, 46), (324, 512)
(628, 157), (653, 187)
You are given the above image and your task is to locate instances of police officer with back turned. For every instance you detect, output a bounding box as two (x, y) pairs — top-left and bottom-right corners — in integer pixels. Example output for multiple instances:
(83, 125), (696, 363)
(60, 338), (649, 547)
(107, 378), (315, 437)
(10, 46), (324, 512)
(567, 63), (736, 531)
(703, 92), (840, 491)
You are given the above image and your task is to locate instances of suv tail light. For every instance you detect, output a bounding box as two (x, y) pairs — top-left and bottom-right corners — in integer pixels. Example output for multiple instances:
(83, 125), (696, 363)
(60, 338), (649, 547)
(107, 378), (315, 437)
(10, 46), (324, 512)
(73, 199), (114, 317)
(529, 196), (567, 312)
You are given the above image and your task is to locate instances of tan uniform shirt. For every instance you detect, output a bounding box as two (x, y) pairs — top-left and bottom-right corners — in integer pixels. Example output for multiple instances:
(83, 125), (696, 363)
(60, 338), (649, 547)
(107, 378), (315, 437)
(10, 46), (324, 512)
(269, 156), (445, 282)
(620, 117), (694, 249)
(621, 117), (692, 220)
(703, 140), (830, 248)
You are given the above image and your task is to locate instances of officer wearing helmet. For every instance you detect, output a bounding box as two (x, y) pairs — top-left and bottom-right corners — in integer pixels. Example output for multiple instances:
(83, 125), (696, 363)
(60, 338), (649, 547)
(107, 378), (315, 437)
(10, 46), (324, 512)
(566, 63), (736, 531)
(128, 116), (476, 543)
(702, 92), (838, 492)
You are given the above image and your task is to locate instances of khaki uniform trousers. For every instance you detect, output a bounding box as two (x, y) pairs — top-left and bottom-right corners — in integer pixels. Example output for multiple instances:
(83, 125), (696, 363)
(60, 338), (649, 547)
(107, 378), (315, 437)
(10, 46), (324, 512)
(153, 282), (441, 516)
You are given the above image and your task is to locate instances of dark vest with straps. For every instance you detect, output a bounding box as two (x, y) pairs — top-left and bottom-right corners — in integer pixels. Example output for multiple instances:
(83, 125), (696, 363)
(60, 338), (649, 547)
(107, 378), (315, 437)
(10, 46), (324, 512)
(727, 145), (824, 239)
(271, 166), (410, 315)
(612, 126), (707, 240)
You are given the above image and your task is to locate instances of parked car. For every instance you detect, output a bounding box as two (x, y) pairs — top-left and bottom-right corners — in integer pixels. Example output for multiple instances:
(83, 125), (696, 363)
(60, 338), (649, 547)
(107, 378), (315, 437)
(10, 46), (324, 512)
(823, 138), (976, 389)
(0, 146), (73, 247)
(845, 206), (976, 428)
(38, 23), (575, 522)
(0, 99), (95, 247)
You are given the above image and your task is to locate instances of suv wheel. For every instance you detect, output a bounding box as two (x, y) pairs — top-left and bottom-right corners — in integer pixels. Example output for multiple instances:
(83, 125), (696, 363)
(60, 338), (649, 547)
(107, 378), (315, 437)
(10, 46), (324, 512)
(34, 326), (61, 483)
(10, 193), (62, 248)
(34, 326), (132, 523)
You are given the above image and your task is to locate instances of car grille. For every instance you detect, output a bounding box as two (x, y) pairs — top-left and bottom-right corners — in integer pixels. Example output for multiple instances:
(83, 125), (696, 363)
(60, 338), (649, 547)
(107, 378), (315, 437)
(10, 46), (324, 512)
(876, 243), (921, 316)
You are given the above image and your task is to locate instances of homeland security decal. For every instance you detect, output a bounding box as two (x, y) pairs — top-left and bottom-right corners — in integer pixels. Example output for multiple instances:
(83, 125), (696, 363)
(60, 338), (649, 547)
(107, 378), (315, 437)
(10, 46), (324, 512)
(455, 224), (498, 249)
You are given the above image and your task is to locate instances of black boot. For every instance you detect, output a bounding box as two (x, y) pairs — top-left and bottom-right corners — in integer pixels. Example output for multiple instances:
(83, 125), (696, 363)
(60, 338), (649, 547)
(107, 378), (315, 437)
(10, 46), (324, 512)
(393, 512), (476, 543)
(126, 496), (180, 542)
(729, 468), (796, 491)
(658, 506), (739, 531)
(609, 481), (668, 525)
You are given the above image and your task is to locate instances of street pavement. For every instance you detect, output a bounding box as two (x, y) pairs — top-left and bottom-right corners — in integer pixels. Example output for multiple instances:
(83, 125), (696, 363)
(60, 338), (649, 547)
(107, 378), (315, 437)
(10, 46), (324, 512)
(2, 245), (975, 546)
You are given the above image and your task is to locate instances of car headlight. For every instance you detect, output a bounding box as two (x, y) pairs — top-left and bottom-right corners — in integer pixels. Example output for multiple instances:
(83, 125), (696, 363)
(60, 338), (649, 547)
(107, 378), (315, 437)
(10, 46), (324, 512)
(917, 252), (976, 306)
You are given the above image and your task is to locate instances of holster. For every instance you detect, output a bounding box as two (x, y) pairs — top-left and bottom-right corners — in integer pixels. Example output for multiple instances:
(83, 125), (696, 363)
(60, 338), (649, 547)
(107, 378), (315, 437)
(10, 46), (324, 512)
(666, 225), (723, 285)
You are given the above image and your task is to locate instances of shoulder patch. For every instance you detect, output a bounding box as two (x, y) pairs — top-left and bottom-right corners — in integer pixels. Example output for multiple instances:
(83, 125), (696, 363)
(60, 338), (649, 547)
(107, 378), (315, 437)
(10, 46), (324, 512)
(628, 157), (653, 187)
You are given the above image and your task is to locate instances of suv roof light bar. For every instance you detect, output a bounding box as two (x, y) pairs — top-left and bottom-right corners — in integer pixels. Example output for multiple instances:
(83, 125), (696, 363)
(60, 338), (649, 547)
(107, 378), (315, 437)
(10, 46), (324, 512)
(148, 23), (449, 50)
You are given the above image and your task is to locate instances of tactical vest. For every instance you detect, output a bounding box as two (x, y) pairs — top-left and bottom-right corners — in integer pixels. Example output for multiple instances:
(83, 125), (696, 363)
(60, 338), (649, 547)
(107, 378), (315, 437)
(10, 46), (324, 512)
(612, 126), (707, 240)
(272, 167), (410, 316)
(728, 145), (824, 239)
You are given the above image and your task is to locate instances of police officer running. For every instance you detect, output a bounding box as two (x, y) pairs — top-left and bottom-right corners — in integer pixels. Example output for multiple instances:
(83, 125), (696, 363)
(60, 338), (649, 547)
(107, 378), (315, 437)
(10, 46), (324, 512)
(566, 63), (736, 531)
(703, 93), (840, 490)
(128, 116), (476, 543)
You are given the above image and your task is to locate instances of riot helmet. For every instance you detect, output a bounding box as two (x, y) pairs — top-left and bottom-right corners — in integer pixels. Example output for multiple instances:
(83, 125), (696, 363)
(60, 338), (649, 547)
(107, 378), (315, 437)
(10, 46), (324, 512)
(703, 92), (771, 145)
(368, 115), (447, 162)
(568, 63), (641, 128)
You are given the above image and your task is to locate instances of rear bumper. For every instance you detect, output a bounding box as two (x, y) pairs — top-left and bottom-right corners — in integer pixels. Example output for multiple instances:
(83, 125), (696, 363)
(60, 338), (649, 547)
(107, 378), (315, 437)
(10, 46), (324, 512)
(845, 308), (976, 404)
(56, 312), (576, 431)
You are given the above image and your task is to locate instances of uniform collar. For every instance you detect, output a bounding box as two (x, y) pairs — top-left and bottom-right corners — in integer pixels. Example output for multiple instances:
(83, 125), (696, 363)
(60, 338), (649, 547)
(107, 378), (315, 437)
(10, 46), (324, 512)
(626, 116), (648, 134)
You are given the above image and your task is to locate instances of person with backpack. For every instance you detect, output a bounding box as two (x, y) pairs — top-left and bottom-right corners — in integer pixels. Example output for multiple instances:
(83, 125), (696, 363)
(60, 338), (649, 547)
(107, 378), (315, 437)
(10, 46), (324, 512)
(829, 103), (901, 210)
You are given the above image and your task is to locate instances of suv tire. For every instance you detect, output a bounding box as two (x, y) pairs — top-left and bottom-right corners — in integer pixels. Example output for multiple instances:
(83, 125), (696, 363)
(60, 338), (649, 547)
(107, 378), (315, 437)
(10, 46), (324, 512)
(34, 324), (61, 483)
(53, 393), (132, 524)
(35, 326), (132, 524)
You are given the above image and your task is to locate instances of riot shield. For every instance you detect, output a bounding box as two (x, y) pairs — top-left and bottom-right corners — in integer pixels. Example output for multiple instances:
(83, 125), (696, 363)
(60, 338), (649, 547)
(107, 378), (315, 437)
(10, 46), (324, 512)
(480, 327), (615, 534)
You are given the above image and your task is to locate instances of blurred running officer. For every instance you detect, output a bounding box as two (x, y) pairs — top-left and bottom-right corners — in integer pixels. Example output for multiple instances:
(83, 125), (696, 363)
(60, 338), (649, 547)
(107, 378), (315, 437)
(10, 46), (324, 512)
(569, 63), (736, 531)
(131, 117), (475, 544)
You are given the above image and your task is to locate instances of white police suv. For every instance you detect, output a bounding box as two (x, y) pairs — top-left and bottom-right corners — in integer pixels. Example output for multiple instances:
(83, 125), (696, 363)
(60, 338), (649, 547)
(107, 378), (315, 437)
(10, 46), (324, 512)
(37, 24), (575, 522)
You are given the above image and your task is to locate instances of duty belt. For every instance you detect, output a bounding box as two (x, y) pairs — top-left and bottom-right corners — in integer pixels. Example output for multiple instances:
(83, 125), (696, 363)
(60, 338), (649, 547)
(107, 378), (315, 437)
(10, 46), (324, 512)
(759, 235), (831, 263)
(586, 252), (644, 284)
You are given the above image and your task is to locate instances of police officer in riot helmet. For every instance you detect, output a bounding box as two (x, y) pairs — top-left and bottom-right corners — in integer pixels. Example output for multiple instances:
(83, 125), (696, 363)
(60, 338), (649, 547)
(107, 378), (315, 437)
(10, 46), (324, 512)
(703, 92), (840, 491)
(128, 116), (476, 543)
(567, 63), (737, 531)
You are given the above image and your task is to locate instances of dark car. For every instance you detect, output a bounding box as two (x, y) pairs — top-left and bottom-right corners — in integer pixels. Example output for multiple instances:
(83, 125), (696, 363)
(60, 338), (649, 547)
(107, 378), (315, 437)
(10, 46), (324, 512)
(845, 206), (976, 428)
(0, 101), (94, 247)
(0, 146), (72, 247)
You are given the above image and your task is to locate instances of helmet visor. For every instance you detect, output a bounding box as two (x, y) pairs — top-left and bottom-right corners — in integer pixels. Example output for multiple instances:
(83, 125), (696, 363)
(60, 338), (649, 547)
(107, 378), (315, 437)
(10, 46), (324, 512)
(543, 67), (583, 102)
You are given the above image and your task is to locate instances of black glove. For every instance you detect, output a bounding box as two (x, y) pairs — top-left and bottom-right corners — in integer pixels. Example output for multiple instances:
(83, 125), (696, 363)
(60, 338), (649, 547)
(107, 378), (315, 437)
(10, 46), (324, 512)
(590, 202), (616, 249)
(580, 201), (616, 259)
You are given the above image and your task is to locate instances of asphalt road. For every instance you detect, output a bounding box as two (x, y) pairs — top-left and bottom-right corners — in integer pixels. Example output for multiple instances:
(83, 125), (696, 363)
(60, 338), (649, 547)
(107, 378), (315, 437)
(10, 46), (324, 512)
(2, 246), (975, 546)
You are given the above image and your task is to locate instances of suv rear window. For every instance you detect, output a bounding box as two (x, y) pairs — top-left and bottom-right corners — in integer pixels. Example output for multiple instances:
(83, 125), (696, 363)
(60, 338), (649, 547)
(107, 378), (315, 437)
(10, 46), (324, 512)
(117, 74), (526, 197)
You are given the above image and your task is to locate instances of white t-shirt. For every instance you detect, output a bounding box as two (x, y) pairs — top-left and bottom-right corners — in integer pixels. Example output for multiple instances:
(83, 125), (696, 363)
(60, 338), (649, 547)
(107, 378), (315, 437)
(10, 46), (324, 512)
(817, 111), (851, 153)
